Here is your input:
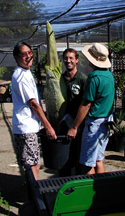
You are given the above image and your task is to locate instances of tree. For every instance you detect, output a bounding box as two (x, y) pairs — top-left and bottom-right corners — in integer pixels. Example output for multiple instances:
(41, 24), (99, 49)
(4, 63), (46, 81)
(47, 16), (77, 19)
(0, 0), (45, 46)
(0, 0), (46, 81)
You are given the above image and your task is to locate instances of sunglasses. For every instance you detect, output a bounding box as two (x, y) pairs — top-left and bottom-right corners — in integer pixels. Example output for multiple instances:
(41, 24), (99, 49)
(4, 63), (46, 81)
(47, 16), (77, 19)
(19, 50), (33, 58)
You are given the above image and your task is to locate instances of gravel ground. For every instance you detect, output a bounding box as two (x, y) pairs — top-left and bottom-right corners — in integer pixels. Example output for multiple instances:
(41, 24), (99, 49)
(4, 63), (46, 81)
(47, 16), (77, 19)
(0, 102), (125, 216)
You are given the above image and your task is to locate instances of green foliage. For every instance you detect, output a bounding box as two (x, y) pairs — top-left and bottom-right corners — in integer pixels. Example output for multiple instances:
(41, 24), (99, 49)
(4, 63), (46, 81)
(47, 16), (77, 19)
(116, 110), (125, 135)
(0, 191), (10, 215)
(119, 110), (125, 121)
(115, 73), (125, 98)
(0, 67), (8, 77)
(40, 51), (47, 73)
(31, 49), (47, 81)
(108, 40), (125, 98)
(108, 40), (125, 53)
(0, 0), (45, 41)
(0, 67), (14, 80)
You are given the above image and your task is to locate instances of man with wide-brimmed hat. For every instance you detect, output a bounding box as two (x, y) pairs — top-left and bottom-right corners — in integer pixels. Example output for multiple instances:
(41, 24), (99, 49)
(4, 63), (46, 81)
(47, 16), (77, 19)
(67, 43), (115, 175)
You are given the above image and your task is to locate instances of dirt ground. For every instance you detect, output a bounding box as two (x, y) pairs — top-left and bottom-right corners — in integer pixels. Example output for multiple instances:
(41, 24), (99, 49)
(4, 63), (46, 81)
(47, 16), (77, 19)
(0, 102), (125, 216)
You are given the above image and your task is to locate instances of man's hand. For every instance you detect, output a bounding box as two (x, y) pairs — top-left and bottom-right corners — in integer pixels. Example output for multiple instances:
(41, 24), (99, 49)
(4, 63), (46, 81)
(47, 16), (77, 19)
(46, 127), (57, 140)
(28, 98), (57, 140)
(67, 128), (77, 140)
(66, 101), (91, 140)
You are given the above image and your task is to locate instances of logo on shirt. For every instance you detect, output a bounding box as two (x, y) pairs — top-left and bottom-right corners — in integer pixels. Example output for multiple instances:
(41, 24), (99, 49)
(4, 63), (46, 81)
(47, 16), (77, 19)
(71, 84), (80, 95)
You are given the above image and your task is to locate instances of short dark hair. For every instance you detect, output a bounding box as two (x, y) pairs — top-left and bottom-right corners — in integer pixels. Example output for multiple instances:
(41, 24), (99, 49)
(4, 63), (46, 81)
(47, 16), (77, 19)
(13, 41), (31, 57)
(63, 48), (79, 59)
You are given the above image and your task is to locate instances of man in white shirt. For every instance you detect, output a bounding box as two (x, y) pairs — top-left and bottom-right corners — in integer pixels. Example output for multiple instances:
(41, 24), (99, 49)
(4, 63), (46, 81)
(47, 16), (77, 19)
(12, 41), (57, 180)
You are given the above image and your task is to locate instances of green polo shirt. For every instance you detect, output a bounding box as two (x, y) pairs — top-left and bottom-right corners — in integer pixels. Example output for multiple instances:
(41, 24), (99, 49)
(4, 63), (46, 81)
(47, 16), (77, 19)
(83, 69), (115, 118)
(63, 71), (87, 118)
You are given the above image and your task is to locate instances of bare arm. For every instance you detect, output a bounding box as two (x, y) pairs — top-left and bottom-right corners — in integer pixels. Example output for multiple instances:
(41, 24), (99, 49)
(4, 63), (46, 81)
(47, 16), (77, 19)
(27, 98), (57, 139)
(67, 100), (91, 139)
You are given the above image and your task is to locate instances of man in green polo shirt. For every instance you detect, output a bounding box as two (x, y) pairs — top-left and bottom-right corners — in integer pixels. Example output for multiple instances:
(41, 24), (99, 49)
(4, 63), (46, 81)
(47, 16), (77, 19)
(67, 43), (115, 175)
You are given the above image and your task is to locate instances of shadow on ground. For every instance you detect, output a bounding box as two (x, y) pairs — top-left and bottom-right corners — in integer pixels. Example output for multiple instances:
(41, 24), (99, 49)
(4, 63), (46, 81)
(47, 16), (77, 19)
(105, 154), (125, 161)
(0, 173), (27, 216)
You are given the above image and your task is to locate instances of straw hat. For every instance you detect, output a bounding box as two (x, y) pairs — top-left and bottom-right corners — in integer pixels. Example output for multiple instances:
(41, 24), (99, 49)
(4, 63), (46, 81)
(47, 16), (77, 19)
(81, 43), (111, 68)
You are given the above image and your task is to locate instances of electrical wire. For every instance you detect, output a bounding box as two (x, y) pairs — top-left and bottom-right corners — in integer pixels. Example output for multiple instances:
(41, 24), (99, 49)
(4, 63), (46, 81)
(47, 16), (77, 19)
(49, 0), (80, 23)
(20, 0), (81, 43)
(0, 53), (8, 65)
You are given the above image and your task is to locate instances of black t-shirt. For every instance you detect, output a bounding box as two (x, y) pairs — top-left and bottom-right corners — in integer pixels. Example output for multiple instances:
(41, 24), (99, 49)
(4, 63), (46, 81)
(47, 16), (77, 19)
(63, 71), (87, 118)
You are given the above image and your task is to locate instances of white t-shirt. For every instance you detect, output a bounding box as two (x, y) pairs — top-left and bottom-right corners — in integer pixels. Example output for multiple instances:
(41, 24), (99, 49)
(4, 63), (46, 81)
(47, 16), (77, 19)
(12, 66), (42, 134)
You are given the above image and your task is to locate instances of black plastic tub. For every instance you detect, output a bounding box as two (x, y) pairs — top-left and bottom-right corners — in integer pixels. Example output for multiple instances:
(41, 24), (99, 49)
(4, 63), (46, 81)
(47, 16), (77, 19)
(39, 129), (76, 170)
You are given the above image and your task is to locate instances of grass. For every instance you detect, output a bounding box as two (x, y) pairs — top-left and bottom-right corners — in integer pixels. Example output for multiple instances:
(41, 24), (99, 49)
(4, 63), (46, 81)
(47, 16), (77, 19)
(0, 191), (10, 215)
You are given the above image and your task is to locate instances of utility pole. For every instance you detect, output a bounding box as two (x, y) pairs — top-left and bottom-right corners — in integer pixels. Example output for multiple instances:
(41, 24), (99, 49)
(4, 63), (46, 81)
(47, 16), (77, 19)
(67, 35), (69, 48)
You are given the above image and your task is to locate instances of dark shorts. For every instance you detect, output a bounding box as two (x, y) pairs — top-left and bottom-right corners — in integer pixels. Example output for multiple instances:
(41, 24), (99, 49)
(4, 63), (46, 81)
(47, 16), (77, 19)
(13, 133), (40, 166)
